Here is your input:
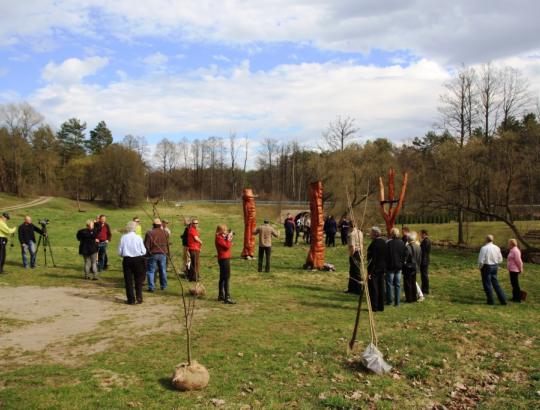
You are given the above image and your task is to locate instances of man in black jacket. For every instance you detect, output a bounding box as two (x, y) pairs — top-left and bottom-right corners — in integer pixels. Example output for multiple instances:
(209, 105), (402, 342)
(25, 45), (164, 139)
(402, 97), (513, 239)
(367, 226), (387, 311)
(77, 220), (99, 279)
(420, 229), (432, 295)
(386, 227), (407, 306)
(18, 215), (43, 269)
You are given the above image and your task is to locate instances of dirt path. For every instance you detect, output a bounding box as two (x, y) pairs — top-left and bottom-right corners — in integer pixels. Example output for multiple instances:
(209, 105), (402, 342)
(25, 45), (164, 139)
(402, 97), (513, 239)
(0, 286), (183, 366)
(2, 196), (54, 211)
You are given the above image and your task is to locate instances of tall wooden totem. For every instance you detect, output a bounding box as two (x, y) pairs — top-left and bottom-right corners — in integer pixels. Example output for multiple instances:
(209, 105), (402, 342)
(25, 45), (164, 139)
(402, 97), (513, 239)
(379, 168), (408, 236)
(305, 181), (325, 269)
(241, 188), (257, 258)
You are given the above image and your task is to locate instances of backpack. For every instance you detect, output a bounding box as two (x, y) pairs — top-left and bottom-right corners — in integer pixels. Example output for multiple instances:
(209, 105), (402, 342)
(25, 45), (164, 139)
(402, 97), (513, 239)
(181, 226), (189, 247)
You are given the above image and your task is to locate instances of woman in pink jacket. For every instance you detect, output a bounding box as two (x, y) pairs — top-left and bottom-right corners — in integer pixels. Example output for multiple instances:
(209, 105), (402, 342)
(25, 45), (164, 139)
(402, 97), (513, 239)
(507, 239), (524, 302)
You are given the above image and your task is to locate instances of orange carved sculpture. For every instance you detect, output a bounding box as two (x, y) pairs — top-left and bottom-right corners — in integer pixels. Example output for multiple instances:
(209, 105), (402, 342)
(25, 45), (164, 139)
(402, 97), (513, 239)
(379, 169), (408, 236)
(241, 188), (257, 258)
(305, 181), (325, 269)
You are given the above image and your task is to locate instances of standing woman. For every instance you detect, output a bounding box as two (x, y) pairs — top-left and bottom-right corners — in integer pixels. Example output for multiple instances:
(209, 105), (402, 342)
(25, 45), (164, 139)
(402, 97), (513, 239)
(507, 239), (524, 302)
(76, 220), (99, 280)
(215, 224), (235, 304)
(403, 231), (421, 303)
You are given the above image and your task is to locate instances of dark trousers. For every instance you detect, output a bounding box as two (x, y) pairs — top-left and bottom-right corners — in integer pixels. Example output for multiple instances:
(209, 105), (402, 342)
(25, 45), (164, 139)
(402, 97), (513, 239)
(188, 250), (200, 281)
(481, 265), (507, 305)
(295, 229), (300, 244)
(403, 267), (417, 303)
(258, 246), (271, 272)
(348, 251), (362, 294)
(368, 270), (385, 311)
(304, 230), (311, 243)
(0, 238), (7, 273)
(122, 256), (145, 304)
(509, 271), (521, 302)
(218, 258), (231, 299)
(285, 232), (294, 247)
(420, 264), (429, 294)
(341, 229), (348, 245)
(327, 233), (336, 247)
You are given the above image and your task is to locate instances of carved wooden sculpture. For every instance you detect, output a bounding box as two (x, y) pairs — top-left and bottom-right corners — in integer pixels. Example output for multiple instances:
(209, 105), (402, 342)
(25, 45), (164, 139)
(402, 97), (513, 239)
(379, 169), (408, 236)
(241, 188), (257, 259)
(305, 181), (325, 269)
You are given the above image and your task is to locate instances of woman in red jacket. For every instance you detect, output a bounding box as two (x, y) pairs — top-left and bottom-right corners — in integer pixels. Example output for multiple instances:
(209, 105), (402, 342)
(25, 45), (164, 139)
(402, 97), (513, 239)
(215, 224), (235, 304)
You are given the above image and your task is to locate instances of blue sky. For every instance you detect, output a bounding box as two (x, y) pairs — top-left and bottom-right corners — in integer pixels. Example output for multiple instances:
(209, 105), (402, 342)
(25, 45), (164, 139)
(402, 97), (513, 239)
(0, 1), (539, 150)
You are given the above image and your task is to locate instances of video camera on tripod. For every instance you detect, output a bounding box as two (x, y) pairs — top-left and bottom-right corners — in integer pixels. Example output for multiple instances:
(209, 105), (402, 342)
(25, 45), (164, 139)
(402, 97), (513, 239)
(36, 218), (56, 267)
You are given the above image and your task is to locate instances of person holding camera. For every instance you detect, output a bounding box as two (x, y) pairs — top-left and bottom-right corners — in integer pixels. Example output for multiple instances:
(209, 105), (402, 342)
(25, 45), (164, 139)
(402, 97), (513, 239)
(76, 220), (99, 280)
(0, 212), (16, 274)
(215, 224), (235, 304)
(95, 214), (112, 272)
(18, 215), (44, 269)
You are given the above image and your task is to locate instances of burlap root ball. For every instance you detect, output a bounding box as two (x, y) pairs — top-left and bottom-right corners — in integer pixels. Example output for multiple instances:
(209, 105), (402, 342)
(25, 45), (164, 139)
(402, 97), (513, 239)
(171, 360), (209, 391)
(189, 283), (206, 297)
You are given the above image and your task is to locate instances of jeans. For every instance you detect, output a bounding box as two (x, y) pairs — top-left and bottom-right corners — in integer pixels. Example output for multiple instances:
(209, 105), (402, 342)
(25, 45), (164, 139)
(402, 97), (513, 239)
(147, 253), (168, 290)
(97, 242), (108, 272)
(218, 258), (231, 299)
(386, 270), (402, 306)
(258, 246), (271, 272)
(83, 253), (98, 278)
(509, 271), (521, 302)
(21, 241), (37, 268)
(481, 264), (507, 305)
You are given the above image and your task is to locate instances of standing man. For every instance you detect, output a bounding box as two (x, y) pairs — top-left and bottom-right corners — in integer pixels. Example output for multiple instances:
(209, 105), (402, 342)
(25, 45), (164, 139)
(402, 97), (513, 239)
(478, 235), (507, 305)
(326, 216), (337, 247)
(133, 216), (143, 238)
(95, 214), (112, 272)
(419, 229), (431, 295)
(76, 220), (99, 280)
(339, 215), (350, 246)
(253, 219), (279, 273)
(180, 216), (192, 274)
(284, 214), (295, 247)
(0, 212), (16, 273)
(403, 232), (421, 303)
(401, 226), (410, 243)
(118, 221), (147, 304)
(346, 221), (363, 295)
(144, 218), (170, 291)
(386, 227), (406, 306)
(18, 216), (43, 269)
(187, 218), (203, 282)
(367, 227), (387, 311)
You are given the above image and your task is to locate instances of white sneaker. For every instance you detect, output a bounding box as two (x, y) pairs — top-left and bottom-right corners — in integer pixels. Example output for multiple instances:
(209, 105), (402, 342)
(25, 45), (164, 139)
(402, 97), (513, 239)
(418, 296), (425, 302)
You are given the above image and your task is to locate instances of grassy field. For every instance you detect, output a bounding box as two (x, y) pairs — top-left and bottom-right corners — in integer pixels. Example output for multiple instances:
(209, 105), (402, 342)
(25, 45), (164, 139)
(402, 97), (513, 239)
(0, 196), (539, 409)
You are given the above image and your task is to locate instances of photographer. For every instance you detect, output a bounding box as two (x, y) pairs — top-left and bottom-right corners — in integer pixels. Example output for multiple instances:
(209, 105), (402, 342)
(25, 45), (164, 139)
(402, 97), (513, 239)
(215, 224), (235, 304)
(0, 212), (16, 274)
(18, 216), (44, 269)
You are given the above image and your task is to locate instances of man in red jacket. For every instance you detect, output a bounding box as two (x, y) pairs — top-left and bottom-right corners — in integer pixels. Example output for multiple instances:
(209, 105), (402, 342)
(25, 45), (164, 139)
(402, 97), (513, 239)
(187, 218), (203, 281)
(95, 214), (112, 272)
(215, 224), (235, 304)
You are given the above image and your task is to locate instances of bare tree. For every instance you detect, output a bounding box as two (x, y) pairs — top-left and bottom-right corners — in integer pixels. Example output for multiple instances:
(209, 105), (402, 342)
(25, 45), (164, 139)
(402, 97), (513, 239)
(323, 116), (359, 151)
(229, 132), (239, 198)
(500, 66), (532, 131)
(0, 102), (44, 141)
(477, 63), (501, 142)
(154, 138), (178, 198)
(258, 138), (279, 194)
(439, 66), (477, 147)
(122, 134), (147, 159)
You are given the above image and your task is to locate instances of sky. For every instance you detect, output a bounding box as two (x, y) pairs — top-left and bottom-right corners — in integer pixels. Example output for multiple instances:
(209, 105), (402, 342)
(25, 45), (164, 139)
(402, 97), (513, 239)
(0, 0), (539, 152)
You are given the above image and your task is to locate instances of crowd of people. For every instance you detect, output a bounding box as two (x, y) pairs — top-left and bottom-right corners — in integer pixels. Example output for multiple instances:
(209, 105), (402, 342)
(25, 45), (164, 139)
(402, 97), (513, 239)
(0, 209), (527, 309)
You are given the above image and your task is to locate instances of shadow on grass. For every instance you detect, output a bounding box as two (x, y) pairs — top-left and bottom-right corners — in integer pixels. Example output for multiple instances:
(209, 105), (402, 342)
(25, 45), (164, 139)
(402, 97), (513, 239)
(158, 377), (177, 391)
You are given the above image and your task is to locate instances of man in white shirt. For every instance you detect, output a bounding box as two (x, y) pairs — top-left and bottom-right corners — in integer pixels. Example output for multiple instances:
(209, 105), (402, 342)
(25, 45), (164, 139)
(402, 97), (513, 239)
(118, 221), (147, 305)
(478, 235), (507, 305)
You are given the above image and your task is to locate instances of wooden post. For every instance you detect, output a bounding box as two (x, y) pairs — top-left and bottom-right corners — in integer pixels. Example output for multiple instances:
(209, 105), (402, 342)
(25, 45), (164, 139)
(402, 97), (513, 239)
(305, 181), (325, 269)
(241, 188), (256, 258)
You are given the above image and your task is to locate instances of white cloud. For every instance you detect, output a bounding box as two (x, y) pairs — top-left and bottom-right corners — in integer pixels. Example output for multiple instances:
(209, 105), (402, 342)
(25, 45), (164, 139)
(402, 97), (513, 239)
(1, 1), (539, 63)
(213, 54), (230, 62)
(41, 56), (109, 85)
(142, 52), (169, 68)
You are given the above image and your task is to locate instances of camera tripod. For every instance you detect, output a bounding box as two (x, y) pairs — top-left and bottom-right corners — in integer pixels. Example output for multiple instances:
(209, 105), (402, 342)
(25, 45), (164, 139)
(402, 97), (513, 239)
(36, 229), (56, 267)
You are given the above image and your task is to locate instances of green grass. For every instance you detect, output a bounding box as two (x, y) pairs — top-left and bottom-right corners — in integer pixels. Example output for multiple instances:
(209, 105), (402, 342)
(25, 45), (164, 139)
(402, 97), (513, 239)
(0, 196), (539, 409)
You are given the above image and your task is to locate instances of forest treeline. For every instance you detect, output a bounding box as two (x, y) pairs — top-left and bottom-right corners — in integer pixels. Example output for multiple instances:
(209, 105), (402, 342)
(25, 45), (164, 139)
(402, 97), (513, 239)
(1, 63), (539, 248)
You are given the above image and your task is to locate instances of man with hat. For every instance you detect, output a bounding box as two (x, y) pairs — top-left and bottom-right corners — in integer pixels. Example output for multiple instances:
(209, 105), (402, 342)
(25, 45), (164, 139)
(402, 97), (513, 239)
(144, 218), (170, 291)
(0, 212), (16, 273)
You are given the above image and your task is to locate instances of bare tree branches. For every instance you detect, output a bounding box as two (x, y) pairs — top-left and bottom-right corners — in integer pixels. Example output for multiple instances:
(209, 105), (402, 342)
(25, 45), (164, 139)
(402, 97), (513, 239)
(323, 116), (359, 151)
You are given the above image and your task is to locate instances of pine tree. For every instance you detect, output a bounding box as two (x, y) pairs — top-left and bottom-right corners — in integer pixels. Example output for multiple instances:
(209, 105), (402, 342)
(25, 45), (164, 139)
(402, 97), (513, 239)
(56, 118), (87, 166)
(88, 120), (113, 154)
